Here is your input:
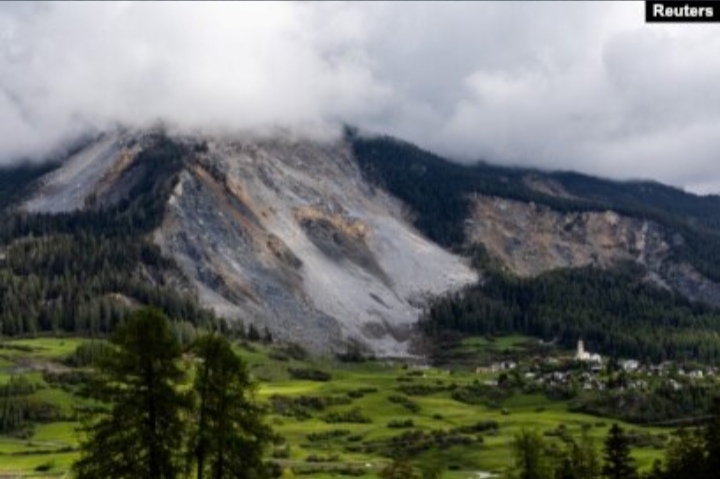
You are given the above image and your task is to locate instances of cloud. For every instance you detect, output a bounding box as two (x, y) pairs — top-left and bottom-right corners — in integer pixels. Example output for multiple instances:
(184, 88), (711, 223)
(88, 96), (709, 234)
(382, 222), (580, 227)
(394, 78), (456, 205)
(0, 2), (389, 159)
(1, 2), (719, 192)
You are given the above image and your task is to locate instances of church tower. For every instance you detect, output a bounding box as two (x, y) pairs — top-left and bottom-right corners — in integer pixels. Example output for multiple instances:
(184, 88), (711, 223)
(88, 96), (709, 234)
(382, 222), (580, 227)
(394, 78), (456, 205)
(576, 340), (586, 360)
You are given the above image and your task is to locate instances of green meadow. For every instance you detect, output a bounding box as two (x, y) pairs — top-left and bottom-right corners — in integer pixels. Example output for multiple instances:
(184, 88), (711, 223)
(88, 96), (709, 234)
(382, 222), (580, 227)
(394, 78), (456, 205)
(0, 336), (667, 478)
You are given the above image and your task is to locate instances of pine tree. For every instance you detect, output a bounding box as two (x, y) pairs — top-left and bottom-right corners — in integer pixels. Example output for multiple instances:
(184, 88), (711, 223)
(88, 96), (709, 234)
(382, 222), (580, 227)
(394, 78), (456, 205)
(73, 308), (189, 479)
(248, 324), (261, 342)
(665, 428), (705, 479)
(556, 430), (601, 479)
(512, 429), (554, 479)
(641, 460), (665, 479)
(704, 396), (720, 478)
(263, 327), (274, 344)
(191, 334), (273, 479)
(602, 424), (637, 479)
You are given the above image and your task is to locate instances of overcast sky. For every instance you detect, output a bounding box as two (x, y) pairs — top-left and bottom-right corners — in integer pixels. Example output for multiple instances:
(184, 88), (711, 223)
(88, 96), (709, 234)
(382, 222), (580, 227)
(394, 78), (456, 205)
(2, 2), (720, 193)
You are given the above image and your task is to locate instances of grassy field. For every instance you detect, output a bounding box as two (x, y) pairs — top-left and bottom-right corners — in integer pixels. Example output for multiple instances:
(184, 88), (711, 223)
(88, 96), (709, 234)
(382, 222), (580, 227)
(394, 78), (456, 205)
(0, 336), (667, 478)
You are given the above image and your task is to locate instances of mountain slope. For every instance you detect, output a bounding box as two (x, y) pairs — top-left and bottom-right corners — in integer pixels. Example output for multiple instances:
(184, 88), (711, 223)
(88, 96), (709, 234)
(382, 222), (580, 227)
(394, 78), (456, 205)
(9, 129), (720, 358)
(351, 134), (720, 306)
(15, 132), (477, 355)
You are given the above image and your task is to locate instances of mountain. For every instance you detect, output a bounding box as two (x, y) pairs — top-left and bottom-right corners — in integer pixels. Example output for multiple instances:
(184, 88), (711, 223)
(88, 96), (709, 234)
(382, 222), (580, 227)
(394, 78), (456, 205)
(351, 134), (720, 306)
(5, 130), (476, 355)
(5, 129), (720, 358)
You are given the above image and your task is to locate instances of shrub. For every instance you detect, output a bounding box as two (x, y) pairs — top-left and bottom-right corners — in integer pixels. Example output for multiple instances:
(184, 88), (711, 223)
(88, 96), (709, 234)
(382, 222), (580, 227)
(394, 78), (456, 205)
(269, 343), (309, 362)
(64, 342), (112, 368)
(453, 420), (499, 434)
(387, 395), (421, 414)
(305, 454), (340, 463)
(323, 407), (371, 424)
(34, 460), (55, 472)
(288, 368), (332, 382)
(365, 429), (475, 458)
(269, 395), (352, 419)
(272, 446), (291, 459)
(306, 429), (351, 442)
(387, 419), (415, 428)
(396, 384), (448, 396)
(346, 387), (378, 399)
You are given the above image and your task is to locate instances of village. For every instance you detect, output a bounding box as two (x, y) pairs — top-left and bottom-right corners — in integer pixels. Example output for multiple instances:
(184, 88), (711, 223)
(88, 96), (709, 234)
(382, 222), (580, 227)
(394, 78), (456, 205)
(472, 339), (720, 394)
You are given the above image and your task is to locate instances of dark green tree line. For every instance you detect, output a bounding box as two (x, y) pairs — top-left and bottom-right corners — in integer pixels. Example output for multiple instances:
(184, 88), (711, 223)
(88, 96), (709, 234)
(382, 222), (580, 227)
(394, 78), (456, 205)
(420, 264), (720, 365)
(506, 425), (630, 479)
(350, 134), (720, 283)
(0, 136), (218, 336)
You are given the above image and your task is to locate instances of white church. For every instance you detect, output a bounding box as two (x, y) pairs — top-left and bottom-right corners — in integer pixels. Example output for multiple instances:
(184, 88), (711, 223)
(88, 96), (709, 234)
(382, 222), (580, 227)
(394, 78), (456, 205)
(575, 340), (602, 363)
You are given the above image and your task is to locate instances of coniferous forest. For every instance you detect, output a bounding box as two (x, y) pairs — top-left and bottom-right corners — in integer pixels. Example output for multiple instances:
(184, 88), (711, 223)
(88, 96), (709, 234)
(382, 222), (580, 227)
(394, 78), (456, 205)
(0, 135), (218, 336)
(351, 134), (720, 283)
(3, 133), (720, 477)
(419, 264), (720, 365)
(351, 134), (720, 365)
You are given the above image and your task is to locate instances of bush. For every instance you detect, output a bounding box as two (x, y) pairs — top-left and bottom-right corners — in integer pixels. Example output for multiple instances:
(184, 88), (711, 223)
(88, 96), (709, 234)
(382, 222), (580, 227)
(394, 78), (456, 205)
(272, 446), (291, 459)
(451, 383), (512, 407)
(42, 370), (95, 391)
(288, 368), (332, 382)
(396, 384), (448, 396)
(387, 419), (415, 428)
(64, 342), (112, 368)
(269, 395), (352, 419)
(293, 465), (366, 476)
(336, 341), (373, 363)
(306, 429), (351, 442)
(323, 407), (371, 424)
(453, 420), (499, 434)
(269, 343), (309, 362)
(346, 387), (378, 399)
(34, 460), (55, 472)
(387, 395), (421, 414)
(305, 454), (340, 463)
(365, 429), (476, 458)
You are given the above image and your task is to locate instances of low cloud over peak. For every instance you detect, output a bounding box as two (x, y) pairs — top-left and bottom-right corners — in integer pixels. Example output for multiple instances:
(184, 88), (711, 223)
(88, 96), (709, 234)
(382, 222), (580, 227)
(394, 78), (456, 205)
(2, 2), (720, 193)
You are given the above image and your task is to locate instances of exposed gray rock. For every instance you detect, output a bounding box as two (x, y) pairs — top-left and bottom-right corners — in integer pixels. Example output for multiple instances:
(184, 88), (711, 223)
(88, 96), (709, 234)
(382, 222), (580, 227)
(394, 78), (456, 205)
(152, 137), (478, 355)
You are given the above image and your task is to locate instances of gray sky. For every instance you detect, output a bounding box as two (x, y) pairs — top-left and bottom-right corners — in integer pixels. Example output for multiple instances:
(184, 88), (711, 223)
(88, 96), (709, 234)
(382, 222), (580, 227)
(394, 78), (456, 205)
(2, 2), (720, 193)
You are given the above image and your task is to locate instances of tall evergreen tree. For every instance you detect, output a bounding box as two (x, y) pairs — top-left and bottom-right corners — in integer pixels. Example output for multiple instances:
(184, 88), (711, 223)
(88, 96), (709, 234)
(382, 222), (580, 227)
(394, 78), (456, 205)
(555, 431), (600, 479)
(665, 428), (705, 479)
(602, 424), (637, 479)
(73, 308), (189, 479)
(641, 460), (665, 479)
(511, 429), (554, 479)
(191, 334), (273, 479)
(704, 396), (720, 478)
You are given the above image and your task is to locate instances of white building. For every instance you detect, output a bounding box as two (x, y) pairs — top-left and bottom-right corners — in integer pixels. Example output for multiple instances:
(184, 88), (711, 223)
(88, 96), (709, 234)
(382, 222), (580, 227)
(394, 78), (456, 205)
(621, 360), (640, 372)
(576, 340), (602, 363)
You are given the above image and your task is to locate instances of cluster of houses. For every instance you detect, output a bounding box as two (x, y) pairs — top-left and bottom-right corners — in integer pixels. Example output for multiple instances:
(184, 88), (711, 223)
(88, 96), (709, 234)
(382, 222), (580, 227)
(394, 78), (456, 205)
(473, 339), (718, 393)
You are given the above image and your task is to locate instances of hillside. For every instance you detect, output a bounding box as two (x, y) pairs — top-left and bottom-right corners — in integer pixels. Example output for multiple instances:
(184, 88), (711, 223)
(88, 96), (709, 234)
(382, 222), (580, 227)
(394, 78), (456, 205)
(2, 131), (477, 356)
(5, 130), (720, 359)
(349, 134), (720, 362)
(0, 335), (669, 478)
(350, 133), (720, 290)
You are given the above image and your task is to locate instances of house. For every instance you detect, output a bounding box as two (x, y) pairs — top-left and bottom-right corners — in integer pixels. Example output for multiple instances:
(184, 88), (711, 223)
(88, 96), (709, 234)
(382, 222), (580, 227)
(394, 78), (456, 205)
(621, 360), (640, 373)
